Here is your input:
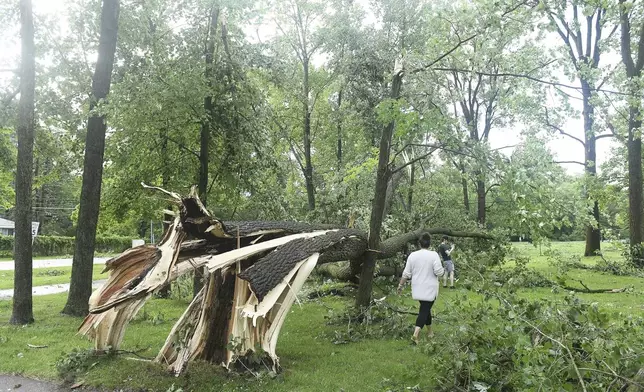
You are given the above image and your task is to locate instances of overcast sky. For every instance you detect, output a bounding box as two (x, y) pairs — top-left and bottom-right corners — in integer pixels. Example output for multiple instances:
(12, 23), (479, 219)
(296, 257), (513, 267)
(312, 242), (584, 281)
(0, 0), (620, 175)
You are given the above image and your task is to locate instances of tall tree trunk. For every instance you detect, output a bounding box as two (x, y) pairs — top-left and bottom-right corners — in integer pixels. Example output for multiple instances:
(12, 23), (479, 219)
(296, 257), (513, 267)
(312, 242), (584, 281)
(461, 163), (469, 213)
(10, 0), (36, 325)
(383, 169), (404, 218)
(336, 89), (342, 166)
(627, 115), (642, 258)
(62, 0), (120, 317)
(355, 61), (403, 308)
(194, 5), (220, 297)
(618, 0), (644, 266)
(303, 59), (315, 211)
(476, 177), (486, 226)
(581, 80), (601, 256)
(407, 162), (415, 214)
(63, 0), (120, 315)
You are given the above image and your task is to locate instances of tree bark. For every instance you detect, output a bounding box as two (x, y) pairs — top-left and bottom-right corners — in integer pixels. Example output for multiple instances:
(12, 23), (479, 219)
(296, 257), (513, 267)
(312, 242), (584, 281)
(10, 0), (36, 325)
(460, 162), (469, 213)
(303, 58), (315, 211)
(194, 5), (220, 297)
(355, 61), (404, 308)
(618, 0), (644, 266)
(336, 89), (342, 166)
(62, 0), (119, 317)
(476, 177), (486, 226)
(581, 80), (601, 256)
(383, 169), (404, 218)
(627, 116), (643, 249)
(407, 162), (415, 213)
(626, 104), (643, 266)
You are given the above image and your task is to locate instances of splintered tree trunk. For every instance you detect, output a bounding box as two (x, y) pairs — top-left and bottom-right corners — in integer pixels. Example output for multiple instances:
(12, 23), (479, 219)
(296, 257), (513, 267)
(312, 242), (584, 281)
(79, 188), (495, 374)
(581, 81), (601, 256)
(194, 5), (220, 297)
(63, 0), (120, 316)
(356, 62), (403, 308)
(157, 133), (173, 298)
(10, 0), (36, 325)
(197, 268), (236, 363)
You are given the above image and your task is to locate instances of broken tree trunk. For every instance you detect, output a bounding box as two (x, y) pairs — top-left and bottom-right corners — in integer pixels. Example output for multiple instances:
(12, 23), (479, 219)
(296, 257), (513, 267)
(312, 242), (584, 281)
(79, 186), (493, 375)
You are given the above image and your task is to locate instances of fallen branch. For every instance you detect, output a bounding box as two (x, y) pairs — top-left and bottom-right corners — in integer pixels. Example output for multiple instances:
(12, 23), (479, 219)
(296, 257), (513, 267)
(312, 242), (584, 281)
(521, 317), (588, 392)
(558, 280), (627, 293)
(27, 344), (48, 349)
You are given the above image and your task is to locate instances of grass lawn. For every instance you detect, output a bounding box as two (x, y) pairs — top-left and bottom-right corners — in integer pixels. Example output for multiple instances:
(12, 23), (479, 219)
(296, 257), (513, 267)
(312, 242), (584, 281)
(0, 292), (449, 391)
(0, 264), (108, 290)
(0, 241), (641, 391)
(509, 241), (644, 315)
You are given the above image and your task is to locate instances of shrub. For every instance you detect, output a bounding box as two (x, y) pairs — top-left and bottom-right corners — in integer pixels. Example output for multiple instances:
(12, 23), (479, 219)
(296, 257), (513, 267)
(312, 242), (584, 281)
(55, 348), (101, 383)
(0, 234), (132, 257)
(424, 291), (644, 391)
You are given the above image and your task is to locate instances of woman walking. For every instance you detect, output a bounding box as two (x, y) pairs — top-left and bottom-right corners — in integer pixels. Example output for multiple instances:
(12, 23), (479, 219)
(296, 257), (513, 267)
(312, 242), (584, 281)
(397, 233), (445, 344)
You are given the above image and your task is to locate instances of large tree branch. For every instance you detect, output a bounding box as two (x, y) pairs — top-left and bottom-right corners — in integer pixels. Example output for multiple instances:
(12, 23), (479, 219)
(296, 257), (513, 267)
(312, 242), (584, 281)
(595, 133), (614, 140)
(431, 67), (632, 96)
(547, 12), (579, 67)
(410, 33), (477, 74)
(636, 19), (644, 72)
(161, 134), (200, 159)
(378, 227), (494, 259)
(390, 143), (477, 174)
(592, 9), (602, 66)
(555, 160), (586, 166)
(619, 0), (635, 76)
(572, 5), (585, 56)
(544, 108), (586, 146)
(390, 148), (437, 174)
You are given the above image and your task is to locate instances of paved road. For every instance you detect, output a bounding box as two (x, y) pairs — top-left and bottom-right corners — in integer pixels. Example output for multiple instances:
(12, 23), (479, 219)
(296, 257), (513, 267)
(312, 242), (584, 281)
(0, 280), (107, 300)
(0, 257), (110, 271)
(0, 375), (101, 391)
(0, 375), (68, 391)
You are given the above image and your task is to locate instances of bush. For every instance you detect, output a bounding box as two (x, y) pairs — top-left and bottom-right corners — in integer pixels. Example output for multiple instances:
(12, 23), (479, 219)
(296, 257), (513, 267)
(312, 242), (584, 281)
(55, 348), (101, 383)
(0, 234), (132, 257)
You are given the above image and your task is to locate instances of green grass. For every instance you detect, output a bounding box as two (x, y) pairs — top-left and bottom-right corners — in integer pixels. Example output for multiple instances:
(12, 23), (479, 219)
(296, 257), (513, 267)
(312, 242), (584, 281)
(510, 241), (644, 315)
(0, 241), (642, 391)
(0, 292), (447, 391)
(0, 264), (108, 290)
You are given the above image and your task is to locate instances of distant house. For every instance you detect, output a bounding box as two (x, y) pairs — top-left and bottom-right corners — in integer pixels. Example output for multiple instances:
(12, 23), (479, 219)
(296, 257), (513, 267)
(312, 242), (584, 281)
(0, 218), (39, 237)
(0, 218), (14, 236)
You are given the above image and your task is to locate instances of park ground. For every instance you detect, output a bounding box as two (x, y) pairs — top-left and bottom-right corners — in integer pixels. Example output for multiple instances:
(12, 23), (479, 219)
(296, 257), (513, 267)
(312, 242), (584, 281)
(0, 241), (642, 391)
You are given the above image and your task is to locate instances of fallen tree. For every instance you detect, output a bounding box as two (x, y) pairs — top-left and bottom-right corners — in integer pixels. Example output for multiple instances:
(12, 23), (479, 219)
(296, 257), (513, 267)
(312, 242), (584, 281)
(79, 185), (494, 375)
